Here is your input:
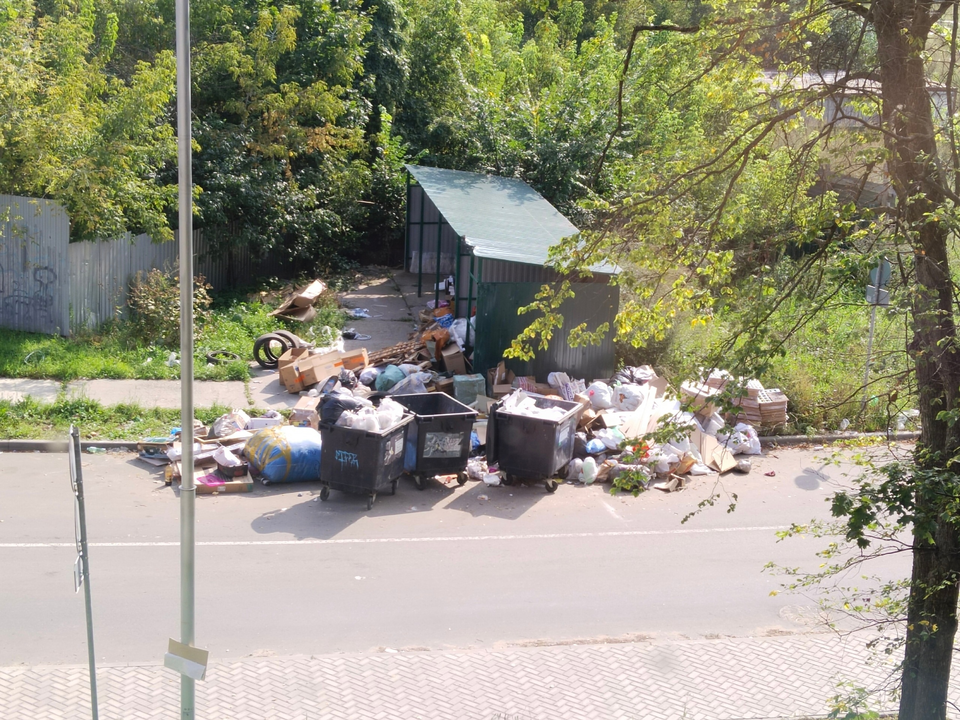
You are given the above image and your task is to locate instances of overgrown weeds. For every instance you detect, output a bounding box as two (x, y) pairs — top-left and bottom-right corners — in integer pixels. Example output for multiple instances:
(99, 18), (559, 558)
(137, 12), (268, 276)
(0, 279), (345, 382)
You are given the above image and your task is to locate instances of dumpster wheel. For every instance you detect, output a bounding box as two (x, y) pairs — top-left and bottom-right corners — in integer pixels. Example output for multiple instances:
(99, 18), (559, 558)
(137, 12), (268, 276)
(414, 475), (425, 490)
(391, 480), (398, 495)
(319, 486), (330, 501)
(457, 471), (468, 486)
(544, 479), (558, 493)
(366, 494), (376, 511)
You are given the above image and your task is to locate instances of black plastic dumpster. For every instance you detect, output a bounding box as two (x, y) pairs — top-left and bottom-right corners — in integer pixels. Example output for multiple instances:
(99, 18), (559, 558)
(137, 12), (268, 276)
(319, 412), (414, 510)
(487, 393), (583, 493)
(393, 392), (479, 489)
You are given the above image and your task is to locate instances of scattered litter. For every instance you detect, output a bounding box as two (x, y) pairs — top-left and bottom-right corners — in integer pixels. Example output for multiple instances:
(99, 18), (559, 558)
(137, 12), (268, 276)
(764, 470), (776, 477)
(734, 459), (752, 474)
(478, 494), (489, 501)
(347, 308), (371, 318)
(483, 474), (501, 486)
(86, 447), (106, 454)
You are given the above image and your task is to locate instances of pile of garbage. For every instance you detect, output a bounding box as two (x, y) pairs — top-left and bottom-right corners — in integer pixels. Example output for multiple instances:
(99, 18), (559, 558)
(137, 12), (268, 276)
(477, 365), (774, 493)
(139, 409), (288, 494)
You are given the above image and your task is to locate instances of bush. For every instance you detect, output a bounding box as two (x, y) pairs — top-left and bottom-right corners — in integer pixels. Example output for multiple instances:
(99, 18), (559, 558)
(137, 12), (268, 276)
(128, 268), (213, 347)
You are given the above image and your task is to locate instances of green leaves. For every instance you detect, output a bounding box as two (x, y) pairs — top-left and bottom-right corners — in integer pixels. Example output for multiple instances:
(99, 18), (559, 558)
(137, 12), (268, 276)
(0, 0), (177, 241)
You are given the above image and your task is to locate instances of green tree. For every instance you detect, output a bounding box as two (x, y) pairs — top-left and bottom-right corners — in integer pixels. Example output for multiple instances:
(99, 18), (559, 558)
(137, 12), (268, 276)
(0, 0), (177, 240)
(537, 2), (960, 717)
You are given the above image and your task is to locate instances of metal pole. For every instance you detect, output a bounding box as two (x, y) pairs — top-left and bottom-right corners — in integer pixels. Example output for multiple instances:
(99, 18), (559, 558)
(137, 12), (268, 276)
(861, 302), (877, 413)
(454, 236), (461, 318)
(435, 218), (442, 308)
(71, 427), (99, 720)
(466, 252), (474, 347)
(175, 0), (197, 716)
(417, 185), (424, 297)
(403, 173), (410, 273)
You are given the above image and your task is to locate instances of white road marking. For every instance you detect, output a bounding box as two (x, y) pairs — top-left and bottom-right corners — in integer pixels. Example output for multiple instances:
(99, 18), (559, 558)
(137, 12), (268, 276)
(0, 526), (788, 549)
(601, 501), (623, 521)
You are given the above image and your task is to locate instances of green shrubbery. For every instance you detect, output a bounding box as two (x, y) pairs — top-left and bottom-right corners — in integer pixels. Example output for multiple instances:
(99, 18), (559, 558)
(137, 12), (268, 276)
(0, 278), (346, 382)
(637, 296), (912, 435)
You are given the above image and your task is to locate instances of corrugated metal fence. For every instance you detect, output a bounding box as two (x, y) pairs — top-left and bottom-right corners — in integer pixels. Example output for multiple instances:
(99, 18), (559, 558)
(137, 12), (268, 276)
(0, 195), (71, 334)
(67, 228), (288, 331)
(0, 195), (291, 335)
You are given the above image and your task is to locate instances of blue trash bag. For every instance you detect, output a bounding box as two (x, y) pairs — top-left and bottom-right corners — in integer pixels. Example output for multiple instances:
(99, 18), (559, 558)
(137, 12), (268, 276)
(244, 426), (322, 484)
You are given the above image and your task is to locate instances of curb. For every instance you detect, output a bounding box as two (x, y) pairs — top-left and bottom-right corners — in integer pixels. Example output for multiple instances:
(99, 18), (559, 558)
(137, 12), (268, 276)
(759, 431), (919, 447)
(0, 439), (139, 453)
(0, 432), (919, 454)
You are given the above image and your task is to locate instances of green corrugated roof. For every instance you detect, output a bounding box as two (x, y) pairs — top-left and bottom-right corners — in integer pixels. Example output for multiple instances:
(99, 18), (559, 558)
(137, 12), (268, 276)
(407, 165), (612, 272)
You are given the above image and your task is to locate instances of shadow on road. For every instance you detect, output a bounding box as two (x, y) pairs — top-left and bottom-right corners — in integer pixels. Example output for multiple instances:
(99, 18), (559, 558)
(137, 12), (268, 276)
(444, 480), (549, 520)
(246, 474), (454, 539)
(793, 466), (827, 491)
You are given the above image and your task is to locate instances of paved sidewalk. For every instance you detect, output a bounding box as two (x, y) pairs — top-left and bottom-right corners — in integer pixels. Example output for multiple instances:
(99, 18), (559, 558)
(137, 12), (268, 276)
(1, 632), (941, 720)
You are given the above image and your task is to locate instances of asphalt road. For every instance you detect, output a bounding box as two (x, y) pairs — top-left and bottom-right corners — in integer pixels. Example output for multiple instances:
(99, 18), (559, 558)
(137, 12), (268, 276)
(0, 446), (911, 666)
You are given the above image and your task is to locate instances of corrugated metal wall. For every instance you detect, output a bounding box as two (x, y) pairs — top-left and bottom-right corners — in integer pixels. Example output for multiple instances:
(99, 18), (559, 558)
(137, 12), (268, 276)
(406, 184), (458, 275)
(0, 195), (70, 334)
(473, 281), (618, 383)
(0, 196), (293, 335)
(68, 228), (291, 332)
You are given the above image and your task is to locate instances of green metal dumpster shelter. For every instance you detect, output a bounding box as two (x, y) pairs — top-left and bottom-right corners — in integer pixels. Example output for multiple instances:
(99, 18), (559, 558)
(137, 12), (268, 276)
(404, 165), (619, 382)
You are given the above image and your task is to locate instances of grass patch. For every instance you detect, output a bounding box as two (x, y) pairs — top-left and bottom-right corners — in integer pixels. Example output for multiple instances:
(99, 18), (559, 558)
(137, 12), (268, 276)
(0, 397), (247, 440)
(636, 296), (913, 434)
(0, 286), (345, 382)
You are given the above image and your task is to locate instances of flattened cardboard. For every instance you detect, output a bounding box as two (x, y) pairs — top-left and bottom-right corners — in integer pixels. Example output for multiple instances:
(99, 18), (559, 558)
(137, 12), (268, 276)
(291, 279), (326, 308)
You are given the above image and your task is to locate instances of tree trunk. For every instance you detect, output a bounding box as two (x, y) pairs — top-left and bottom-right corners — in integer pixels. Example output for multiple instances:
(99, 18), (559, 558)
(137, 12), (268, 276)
(873, 2), (960, 718)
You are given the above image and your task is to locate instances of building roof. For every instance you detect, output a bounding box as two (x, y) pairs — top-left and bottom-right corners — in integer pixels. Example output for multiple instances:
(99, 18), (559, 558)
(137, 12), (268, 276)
(406, 165), (615, 273)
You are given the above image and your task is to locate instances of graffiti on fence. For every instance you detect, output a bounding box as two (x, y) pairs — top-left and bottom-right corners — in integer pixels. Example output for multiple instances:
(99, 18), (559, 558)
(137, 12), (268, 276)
(0, 263), (58, 328)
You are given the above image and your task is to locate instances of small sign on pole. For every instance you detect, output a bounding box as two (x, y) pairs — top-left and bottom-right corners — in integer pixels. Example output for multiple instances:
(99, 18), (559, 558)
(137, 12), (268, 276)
(164, 639), (209, 681)
(862, 258), (891, 412)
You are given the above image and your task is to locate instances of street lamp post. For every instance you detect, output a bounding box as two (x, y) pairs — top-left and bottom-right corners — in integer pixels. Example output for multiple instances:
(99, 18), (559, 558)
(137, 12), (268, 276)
(175, 0), (197, 716)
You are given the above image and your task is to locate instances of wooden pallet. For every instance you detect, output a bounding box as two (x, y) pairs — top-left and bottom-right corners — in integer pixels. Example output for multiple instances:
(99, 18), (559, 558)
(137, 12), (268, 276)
(366, 339), (427, 366)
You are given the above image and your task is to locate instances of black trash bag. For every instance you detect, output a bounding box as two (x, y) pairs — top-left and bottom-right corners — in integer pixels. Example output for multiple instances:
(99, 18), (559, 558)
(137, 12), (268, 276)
(338, 368), (358, 389)
(573, 431), (589, 459)
(611, 366), (651, 385)
(319, 394), (366, 425)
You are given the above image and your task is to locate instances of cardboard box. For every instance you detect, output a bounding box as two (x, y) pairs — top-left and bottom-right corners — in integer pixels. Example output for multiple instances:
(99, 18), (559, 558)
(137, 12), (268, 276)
(195, 471), (254, 494)
(488, 361), (515, 389)
(492, 384), (513, 399)
(436, 377), (454, 394)
(340, 348), (368, 372)
(290, 409), (319, 430)
(246, 416), (281, 430)
(300, 353), (344, 387)
(680, 381), (720, 416)
(441, 344), (466, 375)
(280, 362), (306, 393)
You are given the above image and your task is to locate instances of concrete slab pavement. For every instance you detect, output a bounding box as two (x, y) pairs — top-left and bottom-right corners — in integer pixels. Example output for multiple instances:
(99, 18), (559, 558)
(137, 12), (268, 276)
(0, 632), (940, 720)
(339, 274), (417, 354)
(0, 378), (61, 403)
(66, 378), (249, 409)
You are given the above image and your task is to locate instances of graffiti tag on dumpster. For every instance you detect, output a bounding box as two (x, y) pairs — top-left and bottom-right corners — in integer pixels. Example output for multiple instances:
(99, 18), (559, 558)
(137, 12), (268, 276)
(335, 450), (359, 469)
